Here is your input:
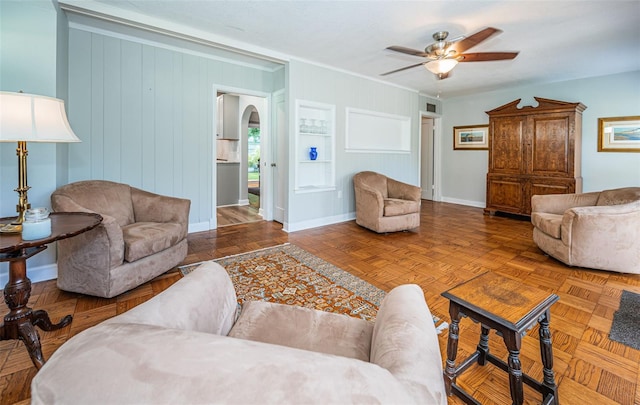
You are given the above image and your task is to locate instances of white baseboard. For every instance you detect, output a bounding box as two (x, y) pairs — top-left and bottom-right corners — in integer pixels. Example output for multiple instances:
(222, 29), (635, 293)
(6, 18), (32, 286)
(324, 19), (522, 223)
(285, 212), (356, 233)
(188, 221), (211, 233)
(0, 263), (58, 286)
(441, 196), (486, 208)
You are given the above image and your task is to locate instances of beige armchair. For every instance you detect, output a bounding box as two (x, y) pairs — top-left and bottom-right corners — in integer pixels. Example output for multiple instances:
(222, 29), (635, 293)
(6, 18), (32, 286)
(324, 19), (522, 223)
(531, 187), (640, 273)
(353, 171), (421, 233)
(32, 262), (446, 404)
(51, 180), (190, 298)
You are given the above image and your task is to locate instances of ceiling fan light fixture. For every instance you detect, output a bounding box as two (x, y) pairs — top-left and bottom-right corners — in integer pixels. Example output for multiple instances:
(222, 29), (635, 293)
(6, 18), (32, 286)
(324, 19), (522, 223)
(425, 59), (458, 75)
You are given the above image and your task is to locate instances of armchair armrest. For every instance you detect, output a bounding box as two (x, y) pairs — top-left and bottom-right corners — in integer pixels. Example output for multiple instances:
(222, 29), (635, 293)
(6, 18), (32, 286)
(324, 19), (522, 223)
(387, 178), (421, 202)
(560, 201), (640, 272)
(531, 191), (600, 216)
(562, 201), (640, 246)
(131, 187), (191, 226)
(52, 195), (125, 268)
(355, 183), (385, 218)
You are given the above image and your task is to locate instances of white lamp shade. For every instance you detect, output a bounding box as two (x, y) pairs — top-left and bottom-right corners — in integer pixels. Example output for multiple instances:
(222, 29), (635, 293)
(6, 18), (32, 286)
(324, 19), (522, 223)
(0, 91), (80, 143)
(425, 59), (459, 75)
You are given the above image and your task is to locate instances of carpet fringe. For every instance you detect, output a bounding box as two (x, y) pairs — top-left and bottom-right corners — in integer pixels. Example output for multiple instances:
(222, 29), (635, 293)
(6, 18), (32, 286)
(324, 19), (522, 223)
(179, 243), (291, 270)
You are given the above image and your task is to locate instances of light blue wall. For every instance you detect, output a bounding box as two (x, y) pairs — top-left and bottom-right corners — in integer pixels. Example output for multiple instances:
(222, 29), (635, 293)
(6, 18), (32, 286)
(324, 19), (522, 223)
(441, 71), (640, 206)
(67, 27), (281, 229)
(286, 60), (424, 230)
(0, 0), (65, 278)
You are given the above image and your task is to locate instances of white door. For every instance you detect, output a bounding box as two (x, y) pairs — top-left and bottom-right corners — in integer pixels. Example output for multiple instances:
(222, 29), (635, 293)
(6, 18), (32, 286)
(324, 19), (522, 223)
(273, 91), (286, 223)
(421, 117), (435, 200)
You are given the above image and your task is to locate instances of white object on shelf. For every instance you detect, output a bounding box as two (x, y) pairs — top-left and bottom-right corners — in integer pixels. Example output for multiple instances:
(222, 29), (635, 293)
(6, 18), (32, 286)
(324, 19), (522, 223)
(295, 100), (336, 193)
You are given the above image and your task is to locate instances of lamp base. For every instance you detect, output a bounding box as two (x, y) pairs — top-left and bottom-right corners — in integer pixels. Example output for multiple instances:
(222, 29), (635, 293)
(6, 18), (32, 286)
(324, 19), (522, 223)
(0, 223), (22, 233)
(13, 141), (31, 225)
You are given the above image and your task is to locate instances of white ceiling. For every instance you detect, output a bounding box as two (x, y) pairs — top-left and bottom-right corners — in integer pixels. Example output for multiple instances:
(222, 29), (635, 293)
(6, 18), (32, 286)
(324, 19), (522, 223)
(66, 0), (640, 98)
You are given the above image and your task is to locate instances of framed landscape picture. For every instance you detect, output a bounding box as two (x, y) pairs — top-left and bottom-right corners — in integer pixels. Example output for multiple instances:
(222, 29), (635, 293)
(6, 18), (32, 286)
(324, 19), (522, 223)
(598, 116), (640, 152)
(453, 125), (489, 150)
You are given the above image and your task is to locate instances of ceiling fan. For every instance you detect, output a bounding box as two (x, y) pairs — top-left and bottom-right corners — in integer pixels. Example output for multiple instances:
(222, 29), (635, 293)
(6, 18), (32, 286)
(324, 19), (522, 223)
(382, 27), (519, 80)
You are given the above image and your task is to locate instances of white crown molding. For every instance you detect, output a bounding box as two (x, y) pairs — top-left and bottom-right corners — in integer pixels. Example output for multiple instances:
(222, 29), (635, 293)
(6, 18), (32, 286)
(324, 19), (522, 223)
(59, 1), (290, 65)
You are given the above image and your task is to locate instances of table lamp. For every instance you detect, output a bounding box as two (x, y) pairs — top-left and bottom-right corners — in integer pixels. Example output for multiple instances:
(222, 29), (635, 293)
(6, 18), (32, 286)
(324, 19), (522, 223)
(0, 91), (80, 227)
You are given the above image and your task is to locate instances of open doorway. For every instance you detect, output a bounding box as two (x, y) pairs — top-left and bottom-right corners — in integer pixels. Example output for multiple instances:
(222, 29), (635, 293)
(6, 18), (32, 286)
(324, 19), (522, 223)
(215, 91), (266, 227)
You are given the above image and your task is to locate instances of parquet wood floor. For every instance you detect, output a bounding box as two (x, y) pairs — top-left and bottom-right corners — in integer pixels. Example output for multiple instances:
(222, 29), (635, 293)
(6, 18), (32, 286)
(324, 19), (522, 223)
(216, 204), (262, 227)
(1, 201), (638, 404)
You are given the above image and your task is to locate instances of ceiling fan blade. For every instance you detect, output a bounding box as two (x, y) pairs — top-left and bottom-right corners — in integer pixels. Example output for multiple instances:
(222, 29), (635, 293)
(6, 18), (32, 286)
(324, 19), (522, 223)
(458, 52), (519, 62)
(381, 62), (426, 76)
(450, 27), (502, 55)
(386, 45), (429, 57)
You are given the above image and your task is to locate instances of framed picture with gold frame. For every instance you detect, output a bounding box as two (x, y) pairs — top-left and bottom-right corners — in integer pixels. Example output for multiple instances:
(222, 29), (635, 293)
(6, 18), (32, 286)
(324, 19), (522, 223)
(453, 125), (489, 150)
(598, 116), (640, 152)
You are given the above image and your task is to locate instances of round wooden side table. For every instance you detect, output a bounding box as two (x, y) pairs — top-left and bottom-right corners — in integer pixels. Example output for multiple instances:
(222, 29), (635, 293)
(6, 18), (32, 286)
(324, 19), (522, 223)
(0, 212), (102, 369)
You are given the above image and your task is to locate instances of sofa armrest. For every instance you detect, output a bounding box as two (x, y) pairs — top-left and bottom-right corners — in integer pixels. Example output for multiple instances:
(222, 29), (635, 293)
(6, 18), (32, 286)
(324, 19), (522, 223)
(370, 284), (446, 403)
(131, 187), (191, 227)
(387, 178), (421, 202)
(106, 262), (238, 335)
(531, 191), (600, 216)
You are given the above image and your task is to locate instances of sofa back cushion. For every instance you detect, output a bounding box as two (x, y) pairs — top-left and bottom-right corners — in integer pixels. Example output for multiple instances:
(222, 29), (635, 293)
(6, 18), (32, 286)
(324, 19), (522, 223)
(597, 187), (640, 206)
(52, 180), (135, 227)
(229, 300), (373, 362)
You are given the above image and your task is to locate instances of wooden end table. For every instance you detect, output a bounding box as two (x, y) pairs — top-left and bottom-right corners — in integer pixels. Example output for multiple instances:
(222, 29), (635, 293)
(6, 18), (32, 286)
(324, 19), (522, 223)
(0, 212), (102, 369)
(441, 271), (559, 405)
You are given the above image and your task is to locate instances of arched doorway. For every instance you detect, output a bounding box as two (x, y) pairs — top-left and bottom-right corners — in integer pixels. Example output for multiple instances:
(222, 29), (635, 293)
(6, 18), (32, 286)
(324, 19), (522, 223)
(246, 107), (260, 210)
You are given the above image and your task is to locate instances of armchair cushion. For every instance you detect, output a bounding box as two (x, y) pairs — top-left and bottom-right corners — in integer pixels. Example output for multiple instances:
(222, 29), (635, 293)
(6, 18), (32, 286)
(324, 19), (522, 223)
(122, 222), (186, 262)
(530, 212), (563, 239)
(385, 198), (421, 217)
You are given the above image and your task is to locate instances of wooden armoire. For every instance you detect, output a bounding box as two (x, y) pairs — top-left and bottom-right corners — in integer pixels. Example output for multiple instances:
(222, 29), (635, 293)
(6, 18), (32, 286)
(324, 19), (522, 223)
(484, 97), (587, 216)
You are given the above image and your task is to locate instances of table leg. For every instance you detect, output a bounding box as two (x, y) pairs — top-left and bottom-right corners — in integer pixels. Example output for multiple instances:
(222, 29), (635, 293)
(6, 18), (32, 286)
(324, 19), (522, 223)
(444, 303), (461, 396)
(503, 332), (524, 405)
(2, 257), (72, 369)
(477, 325), (490, 366)
(539, 309), (558, 405)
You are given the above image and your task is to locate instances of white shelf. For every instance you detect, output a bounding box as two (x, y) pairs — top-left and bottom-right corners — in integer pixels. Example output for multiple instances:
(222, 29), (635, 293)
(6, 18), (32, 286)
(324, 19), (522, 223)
(299, 132), (332, 137)
(295, 100), (336, 193)
(295, 185), (336, 193)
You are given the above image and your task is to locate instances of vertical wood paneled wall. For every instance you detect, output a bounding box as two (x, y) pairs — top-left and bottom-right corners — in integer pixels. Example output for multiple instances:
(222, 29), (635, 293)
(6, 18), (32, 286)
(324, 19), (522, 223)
(67, 28), (280, 227)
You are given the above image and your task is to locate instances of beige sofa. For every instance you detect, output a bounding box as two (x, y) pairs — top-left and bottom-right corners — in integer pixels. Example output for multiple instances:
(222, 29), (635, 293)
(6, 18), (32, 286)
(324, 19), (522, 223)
(51, 180), (190, 298)
(353, 171), (422, 233)
(31, 262), (447, 404)
(531, 187), (640, 273)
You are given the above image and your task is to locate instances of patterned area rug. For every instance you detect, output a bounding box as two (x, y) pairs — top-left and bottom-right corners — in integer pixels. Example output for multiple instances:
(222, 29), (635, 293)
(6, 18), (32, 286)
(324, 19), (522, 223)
(609, 290), (640, 350)
(180, 244), (385, 321)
